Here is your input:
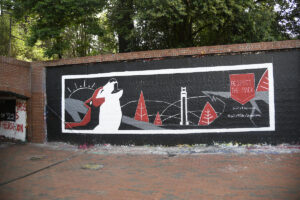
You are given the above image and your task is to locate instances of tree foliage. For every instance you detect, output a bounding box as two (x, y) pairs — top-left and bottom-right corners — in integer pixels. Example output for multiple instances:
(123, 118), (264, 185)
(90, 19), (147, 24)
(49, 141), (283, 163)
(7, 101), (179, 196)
(5, 0), (107, 58)
(107, 0), (136, 53)
(0, 12), (10, 55)
(117, 0), (299, 51)
(0, 11), (46, 61)
(1, 0), (299, 60)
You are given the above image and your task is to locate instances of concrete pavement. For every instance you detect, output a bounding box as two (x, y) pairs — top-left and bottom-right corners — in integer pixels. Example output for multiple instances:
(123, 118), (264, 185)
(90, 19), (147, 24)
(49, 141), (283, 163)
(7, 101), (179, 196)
(0, 142), (300, 200)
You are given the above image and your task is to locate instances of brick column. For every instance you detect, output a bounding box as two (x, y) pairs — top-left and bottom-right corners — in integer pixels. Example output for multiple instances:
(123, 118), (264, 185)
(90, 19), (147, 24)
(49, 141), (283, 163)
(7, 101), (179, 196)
(29, 63), (46, 143)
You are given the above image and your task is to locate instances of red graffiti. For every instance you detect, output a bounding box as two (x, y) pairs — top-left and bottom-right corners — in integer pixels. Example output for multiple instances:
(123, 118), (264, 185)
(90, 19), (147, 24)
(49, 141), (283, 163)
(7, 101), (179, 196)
(0, 121), (24, 133)
(230, 73), (255, 105)
(1, 121), (14, 130)
(16, 124), (24, 132)
(16, 101), (26, 112)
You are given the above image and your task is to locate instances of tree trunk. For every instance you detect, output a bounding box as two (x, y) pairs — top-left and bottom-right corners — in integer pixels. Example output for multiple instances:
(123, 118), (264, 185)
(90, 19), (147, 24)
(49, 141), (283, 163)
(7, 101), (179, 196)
(117, 0), (134, 53)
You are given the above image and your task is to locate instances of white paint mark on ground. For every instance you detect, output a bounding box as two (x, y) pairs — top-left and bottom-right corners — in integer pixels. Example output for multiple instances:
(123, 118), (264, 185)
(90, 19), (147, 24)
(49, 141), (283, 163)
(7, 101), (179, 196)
(28, 142), (300, 155)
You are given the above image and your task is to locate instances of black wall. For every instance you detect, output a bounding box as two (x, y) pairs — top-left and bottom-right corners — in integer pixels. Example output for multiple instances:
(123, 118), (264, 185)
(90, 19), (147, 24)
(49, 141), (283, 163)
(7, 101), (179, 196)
(46, 49), (300, 145)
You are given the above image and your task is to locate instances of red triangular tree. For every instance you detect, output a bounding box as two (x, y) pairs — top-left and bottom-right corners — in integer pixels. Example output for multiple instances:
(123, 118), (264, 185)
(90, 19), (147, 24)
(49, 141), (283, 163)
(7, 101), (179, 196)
(154, 112), (162, 125)
(134, 91), (149, 122)
(256, 69), (269, 91)
(198, 102), (217, 126)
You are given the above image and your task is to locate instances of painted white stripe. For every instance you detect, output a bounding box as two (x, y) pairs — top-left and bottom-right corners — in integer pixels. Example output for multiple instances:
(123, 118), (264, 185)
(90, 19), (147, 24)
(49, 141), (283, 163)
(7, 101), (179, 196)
(62, 63), (272, 79)
(62, 126), (275, 134)
(259, 85), (269, 90)
(268, 64), (275, 131)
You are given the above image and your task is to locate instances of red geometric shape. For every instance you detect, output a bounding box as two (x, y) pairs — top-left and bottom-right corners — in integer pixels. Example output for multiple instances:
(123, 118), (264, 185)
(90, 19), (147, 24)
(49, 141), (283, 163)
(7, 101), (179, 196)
(134, 91), (149, 122)
(154, 112), (162, 125)
(85, 87), (105, 107)
(256, 70), (269, 91)
(230, 73), (255, 105)
(65, 87), (105, 129)
(198, 102), (218, 126)
(65, 100), (92, 129)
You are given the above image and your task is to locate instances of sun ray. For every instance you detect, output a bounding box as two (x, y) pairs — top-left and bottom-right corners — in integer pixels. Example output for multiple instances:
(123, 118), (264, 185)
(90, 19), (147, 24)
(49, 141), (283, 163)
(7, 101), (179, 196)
(67, 80), (96, 98)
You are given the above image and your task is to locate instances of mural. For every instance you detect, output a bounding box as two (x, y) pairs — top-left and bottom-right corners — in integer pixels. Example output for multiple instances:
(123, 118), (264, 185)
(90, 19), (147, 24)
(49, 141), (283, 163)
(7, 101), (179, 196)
(62, 63), (275, 134)
(0, 99), (27, 141)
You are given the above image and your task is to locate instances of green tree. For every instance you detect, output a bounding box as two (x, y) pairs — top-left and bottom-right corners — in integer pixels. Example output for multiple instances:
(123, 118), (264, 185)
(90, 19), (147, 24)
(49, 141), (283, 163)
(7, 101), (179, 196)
(0, 13), (10, 56)
(10, 0), (106, 58)
(107, 0), (136, 53)
(91, 13), (118, 55)
(275, 0), (299, 38)
(108, 0), (298, 51)
(62, 13), (118, 58)
(0, 9), (46, 61)
(12, 16), (47, 61)
(2, 0), (298, 60)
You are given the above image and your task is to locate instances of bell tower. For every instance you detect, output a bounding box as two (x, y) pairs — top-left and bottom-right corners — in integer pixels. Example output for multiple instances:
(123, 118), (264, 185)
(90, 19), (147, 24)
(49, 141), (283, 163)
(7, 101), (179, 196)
(180, 87), (189, 125)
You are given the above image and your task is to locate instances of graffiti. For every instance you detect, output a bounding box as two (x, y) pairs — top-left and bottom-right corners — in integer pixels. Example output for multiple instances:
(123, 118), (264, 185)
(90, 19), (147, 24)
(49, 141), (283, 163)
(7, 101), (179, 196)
(0, 99), (26, 141)
(0, 113), (15, 121)
(16, 101), (26, 112)
(0, 99), (16, 121)
(61, 63), (275, 134)
(0, 122), (24, 132)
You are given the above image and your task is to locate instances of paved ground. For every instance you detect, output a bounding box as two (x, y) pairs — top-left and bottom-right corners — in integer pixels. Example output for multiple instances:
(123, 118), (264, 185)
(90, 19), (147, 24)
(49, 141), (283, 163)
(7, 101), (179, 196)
(0, 142), (300, 200)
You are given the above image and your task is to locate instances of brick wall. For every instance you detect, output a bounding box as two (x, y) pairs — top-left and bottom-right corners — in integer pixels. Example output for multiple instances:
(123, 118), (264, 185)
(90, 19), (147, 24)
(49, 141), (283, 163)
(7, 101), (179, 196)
(0, 56), (32, 141)
(0, 56), (31, 97)
(29, 64), (45, 143)
(1, 40), (299, 143)
(0, 56), (46, 142)
(33, 40), (300, 67)
(0, 57), (46, 143)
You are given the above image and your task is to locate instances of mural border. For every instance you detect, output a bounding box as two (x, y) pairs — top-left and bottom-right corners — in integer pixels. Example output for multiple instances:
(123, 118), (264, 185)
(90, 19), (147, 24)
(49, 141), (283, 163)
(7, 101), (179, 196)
(61, 63), (275, 134)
